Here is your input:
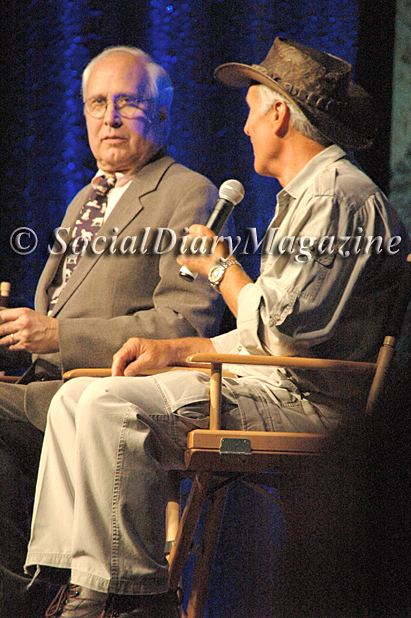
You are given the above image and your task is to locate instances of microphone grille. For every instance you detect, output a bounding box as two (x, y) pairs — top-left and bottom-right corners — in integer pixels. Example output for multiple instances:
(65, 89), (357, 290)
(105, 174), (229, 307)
(219, 179), (245, 206)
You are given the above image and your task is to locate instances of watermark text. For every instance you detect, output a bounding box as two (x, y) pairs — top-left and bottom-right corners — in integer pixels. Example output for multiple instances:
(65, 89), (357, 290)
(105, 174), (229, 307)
(9, 226), (405, 262)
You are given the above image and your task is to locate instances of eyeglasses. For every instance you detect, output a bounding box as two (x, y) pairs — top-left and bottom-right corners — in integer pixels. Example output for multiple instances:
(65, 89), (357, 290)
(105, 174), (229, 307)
(84, 95), (153, 119)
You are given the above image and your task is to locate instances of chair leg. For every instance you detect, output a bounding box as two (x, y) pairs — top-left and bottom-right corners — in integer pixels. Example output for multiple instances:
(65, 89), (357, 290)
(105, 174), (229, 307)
(168, 472), (213, 590)
(166, 472), (182, 559)
(186, 484), (228, 618)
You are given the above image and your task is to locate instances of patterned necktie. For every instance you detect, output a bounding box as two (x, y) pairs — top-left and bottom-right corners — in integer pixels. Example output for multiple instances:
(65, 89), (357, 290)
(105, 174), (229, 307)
(64, 174), (117, 282)
(47, 174), (116, 314)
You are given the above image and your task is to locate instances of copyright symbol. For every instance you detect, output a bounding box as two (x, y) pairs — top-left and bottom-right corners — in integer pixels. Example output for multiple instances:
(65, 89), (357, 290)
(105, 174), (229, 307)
(10, 227), (38, 255)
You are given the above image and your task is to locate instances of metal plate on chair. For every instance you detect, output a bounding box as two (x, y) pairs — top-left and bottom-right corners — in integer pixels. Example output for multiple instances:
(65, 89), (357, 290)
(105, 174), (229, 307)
(219, 437), (252, 455)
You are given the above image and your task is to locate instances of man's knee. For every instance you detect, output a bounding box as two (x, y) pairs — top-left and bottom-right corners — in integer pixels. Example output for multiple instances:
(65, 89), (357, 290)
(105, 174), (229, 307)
(47, 377), (124, 433)
(48, 377), (96, 422)
(74, 377), (133, 428)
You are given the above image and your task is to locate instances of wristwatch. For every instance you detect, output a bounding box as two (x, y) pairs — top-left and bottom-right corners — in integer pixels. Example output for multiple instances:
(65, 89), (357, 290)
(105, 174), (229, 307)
(208, 258), (241, 292)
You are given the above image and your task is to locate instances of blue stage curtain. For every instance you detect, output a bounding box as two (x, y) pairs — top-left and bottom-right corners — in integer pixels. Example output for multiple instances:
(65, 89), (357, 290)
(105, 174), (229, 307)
(1, 2), (360, 616)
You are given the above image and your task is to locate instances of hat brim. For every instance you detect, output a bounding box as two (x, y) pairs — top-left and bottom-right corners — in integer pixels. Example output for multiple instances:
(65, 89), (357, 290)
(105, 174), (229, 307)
(214, 62), (375, 150)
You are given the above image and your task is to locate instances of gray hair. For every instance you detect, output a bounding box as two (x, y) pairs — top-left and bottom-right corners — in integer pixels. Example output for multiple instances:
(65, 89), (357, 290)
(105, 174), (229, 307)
(82, 46), (173, 139)
(257, 84), (331, 147)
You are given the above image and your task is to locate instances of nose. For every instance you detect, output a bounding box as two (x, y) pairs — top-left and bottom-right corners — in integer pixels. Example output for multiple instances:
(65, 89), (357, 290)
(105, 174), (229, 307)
(104, 101), (122, 127)
(243, 114), (250, 136)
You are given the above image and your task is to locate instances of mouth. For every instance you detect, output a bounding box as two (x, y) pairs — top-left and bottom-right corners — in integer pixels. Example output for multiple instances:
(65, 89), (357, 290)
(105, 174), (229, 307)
(103, 135), (126, 142)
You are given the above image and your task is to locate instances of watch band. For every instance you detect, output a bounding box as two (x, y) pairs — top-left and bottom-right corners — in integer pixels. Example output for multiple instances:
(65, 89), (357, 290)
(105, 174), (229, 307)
(208, 258), (241, 292)
(221, 257), (241, 269)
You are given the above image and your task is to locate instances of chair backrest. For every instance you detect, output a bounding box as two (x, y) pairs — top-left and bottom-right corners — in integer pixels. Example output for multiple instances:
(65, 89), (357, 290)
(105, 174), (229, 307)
(365, 254), (411, 415)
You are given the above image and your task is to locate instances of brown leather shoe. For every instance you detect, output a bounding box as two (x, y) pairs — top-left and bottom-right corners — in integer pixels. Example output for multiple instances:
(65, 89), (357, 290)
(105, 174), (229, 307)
(109, 589), (182, 618)
(44, 583), (108, 617)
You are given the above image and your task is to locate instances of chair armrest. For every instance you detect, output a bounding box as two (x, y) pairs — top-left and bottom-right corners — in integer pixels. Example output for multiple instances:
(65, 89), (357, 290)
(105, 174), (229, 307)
(63, 368), (112, 379)
(185, 353), (377, 431)
(63, 363), (214, 381)
(186, 353), (376, 373)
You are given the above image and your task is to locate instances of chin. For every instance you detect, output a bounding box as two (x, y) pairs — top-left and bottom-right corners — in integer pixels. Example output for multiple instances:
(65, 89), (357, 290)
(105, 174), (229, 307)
(254, 160), (272, 177)
(100, 161), (121, 172)
(100, 153), (130, 170)
(254, 162), (265, 176)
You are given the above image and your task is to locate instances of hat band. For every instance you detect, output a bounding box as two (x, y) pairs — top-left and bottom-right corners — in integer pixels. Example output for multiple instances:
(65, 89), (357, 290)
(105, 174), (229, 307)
(252, 65), (349, 119)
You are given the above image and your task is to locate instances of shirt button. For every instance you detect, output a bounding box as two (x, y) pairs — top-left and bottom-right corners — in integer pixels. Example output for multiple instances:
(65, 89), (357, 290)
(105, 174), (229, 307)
(269, 314), (280, 326)
(237, 344), (242, 351)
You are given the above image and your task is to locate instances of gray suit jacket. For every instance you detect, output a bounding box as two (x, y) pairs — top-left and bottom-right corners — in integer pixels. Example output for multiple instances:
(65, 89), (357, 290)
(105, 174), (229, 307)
(22, 155), (225, 430)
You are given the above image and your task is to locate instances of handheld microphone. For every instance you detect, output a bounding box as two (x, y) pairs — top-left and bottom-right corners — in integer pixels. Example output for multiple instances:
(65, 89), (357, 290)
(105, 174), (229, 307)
(179, 179), (245, 281)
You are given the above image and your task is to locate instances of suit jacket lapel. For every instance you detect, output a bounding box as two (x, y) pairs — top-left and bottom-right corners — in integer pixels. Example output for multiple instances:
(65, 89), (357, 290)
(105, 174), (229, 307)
(46, 155), (175, 316)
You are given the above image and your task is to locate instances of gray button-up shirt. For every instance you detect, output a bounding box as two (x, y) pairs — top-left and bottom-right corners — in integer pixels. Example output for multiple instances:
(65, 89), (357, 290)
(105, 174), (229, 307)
(212, 145), (410, 431)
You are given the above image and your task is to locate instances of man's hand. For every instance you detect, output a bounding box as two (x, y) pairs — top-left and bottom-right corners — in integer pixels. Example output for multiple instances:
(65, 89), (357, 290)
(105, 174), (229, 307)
(112, 336), (215, 377)
(112, 338), (176, 377)
(177, 224), (252, 318)
(176, 224), (229, 278)
(0, 308), (59, 354)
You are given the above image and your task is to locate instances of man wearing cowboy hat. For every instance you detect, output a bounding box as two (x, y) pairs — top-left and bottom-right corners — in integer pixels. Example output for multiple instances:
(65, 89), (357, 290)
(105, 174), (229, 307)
(23, 38), (409, 618)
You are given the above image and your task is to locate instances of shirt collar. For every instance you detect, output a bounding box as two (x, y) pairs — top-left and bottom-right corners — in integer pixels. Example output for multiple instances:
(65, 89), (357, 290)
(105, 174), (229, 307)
(92, 169), (136, 189)
(91, 148), (167, 190)
(281, 144), (347, 201)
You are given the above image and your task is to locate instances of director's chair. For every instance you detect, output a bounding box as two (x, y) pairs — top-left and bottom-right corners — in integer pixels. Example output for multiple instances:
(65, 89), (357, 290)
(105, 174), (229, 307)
(63, 256), (411, 617)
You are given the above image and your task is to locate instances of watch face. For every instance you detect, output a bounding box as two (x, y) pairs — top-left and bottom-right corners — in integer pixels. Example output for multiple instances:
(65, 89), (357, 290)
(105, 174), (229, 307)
(209, 265), (224, 284)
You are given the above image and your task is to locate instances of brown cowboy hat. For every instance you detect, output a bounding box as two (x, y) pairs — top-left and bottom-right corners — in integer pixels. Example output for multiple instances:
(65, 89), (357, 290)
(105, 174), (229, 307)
(214, 37), (376, 150)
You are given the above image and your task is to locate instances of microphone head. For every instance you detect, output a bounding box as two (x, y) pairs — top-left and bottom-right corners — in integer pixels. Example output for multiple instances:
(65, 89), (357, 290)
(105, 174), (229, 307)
(219, 179), (245, 205)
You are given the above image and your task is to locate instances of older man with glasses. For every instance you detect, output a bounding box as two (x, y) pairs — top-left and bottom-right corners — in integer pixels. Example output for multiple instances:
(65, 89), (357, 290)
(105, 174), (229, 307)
(0, 46), (226, 618)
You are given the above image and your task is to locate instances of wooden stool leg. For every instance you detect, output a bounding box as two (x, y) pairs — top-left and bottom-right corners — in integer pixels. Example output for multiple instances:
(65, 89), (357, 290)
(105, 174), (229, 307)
(168, 472), (213, 590)
(187, 485), (228, 618)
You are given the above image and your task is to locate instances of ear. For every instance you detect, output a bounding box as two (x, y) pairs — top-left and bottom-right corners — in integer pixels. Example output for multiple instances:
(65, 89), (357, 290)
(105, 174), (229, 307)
(271, 100), (291, 138)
